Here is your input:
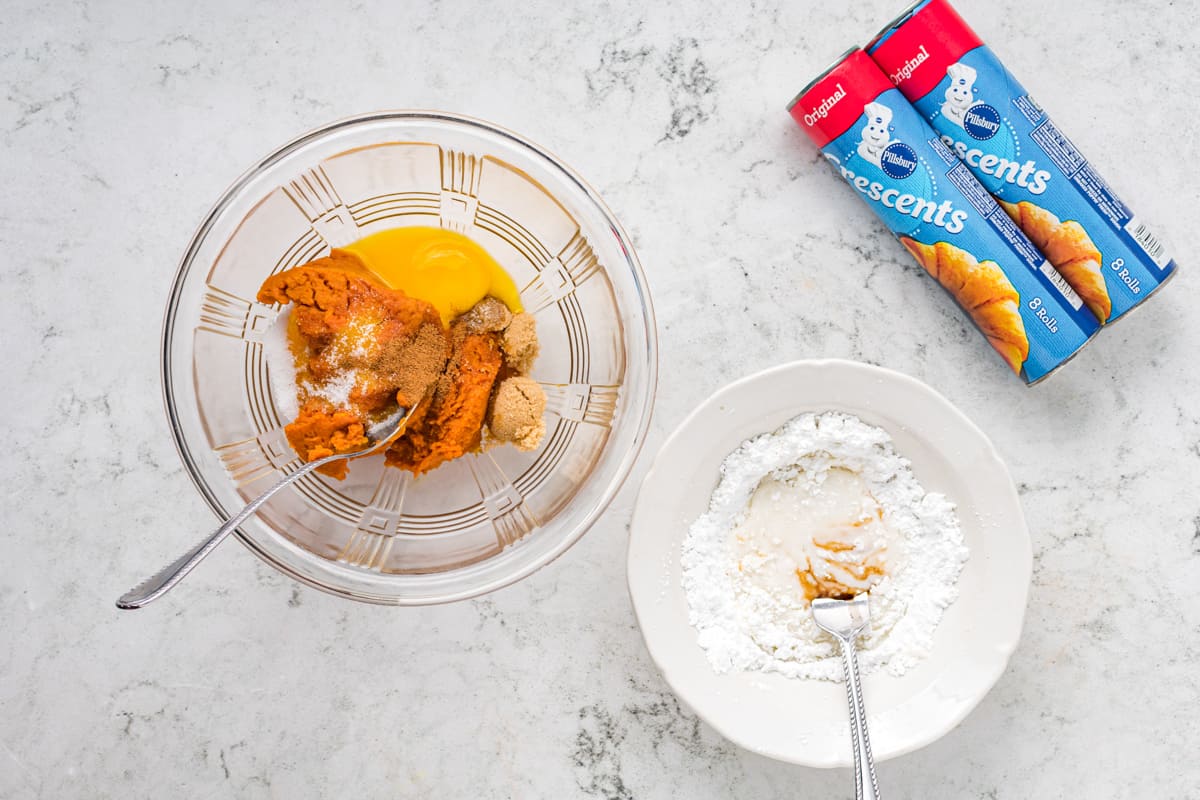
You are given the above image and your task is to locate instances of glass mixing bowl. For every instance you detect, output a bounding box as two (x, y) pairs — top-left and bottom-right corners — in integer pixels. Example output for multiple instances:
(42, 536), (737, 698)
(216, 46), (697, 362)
(162, 111), (657, 604)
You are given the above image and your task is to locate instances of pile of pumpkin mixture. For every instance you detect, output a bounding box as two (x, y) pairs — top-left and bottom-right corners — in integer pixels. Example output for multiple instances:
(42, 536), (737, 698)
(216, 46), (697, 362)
(257, 231), (546, 480)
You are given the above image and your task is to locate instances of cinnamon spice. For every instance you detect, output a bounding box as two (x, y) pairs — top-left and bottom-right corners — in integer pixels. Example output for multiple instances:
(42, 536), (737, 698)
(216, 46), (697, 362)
(370, 322), (448, 408)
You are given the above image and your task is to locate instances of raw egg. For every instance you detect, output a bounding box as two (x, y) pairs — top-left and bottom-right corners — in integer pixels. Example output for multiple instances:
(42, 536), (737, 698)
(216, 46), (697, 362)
(339, 226), (522, 325)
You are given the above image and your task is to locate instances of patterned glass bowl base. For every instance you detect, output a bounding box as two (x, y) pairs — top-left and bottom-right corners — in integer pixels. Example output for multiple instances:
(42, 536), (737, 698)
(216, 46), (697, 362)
(163, 112), (657, 604)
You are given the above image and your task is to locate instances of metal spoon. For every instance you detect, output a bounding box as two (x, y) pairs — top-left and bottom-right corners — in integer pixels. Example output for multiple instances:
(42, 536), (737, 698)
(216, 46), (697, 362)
(116, 407), (414, 610)
(812, 595), (881, 800)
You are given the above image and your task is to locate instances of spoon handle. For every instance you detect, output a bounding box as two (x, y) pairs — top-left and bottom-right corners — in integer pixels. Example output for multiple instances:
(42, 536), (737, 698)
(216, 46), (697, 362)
(839, 637), (881, 800)
(115, 458), (327, 610)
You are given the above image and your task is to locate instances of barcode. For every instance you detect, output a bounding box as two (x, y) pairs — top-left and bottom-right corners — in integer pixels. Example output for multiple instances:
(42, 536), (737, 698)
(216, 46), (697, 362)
(1124, 218), (1171, 269)
(1039, 261), (1083, 311)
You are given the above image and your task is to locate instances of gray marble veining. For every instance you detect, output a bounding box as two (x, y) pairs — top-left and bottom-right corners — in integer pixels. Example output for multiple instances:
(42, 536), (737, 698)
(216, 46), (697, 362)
(2, 0), (1199, 797)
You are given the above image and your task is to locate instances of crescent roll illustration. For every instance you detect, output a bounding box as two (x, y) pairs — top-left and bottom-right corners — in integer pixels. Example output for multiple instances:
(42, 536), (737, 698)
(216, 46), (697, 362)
(999, 199), (1112, 323)
(901, 237), (1030, 374)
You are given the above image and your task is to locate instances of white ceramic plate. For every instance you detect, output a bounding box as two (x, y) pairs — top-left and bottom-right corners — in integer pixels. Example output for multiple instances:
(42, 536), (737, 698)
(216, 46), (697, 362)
(627, 359), (1031, 767)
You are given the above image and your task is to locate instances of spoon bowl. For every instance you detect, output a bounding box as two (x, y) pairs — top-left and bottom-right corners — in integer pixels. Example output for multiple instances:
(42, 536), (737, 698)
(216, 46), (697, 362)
(811, 594), (872, 640)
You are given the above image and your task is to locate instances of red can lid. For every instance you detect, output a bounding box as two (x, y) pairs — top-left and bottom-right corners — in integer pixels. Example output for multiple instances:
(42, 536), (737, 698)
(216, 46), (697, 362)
(787, 49), (894, 149)
(868, 0), (983, 101)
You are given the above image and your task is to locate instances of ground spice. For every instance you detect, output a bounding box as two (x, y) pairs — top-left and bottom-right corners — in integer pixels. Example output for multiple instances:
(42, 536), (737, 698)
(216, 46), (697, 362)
(369, 322), (449, 409)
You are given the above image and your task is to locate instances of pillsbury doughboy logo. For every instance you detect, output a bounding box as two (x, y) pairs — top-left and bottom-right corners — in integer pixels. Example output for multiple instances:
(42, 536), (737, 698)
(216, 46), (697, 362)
(940, 63), (977, 130)
(856, 101), (894, 167)
(940, 62), (1001, 141)
(857, 101), (918, 179)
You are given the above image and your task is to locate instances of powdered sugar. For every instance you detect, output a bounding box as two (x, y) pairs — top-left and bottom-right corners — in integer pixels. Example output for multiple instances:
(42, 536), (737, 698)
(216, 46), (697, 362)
(681, 412), (968, 681)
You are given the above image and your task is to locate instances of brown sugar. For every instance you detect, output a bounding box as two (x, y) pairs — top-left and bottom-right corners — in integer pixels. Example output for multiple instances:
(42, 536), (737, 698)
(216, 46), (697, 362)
(487, 376), (547, 451)
(500, 313), (539, 373)
(459, 296), (513, 334)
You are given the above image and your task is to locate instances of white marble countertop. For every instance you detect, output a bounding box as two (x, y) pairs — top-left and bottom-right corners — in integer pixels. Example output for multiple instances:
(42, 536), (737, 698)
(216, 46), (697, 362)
(3, 0), (1199, 796)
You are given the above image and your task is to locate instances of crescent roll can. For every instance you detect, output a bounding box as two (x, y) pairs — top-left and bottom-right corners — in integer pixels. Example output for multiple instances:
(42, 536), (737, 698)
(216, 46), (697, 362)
(788, 49), (1098, 384)
(868, 0), (1178, 325)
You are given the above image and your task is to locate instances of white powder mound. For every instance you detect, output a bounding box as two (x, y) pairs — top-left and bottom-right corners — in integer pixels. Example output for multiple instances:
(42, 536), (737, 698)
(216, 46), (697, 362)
(261, 309), (300, 422)
(680, 412), (968, 681)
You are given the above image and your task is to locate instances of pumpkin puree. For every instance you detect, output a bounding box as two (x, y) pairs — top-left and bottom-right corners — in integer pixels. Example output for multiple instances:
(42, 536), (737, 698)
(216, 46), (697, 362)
(258, 241), (545, 480)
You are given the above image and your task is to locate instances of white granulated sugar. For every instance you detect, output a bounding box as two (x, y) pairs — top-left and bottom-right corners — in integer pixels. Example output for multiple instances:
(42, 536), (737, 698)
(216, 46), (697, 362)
(681, 411), (968, 681)
(260, 307), (363, 414)
(348, 319), (379, 359)
(261, 309), (300, 421)
(304, 369), (359, 408)
(301, 317), (375, 408)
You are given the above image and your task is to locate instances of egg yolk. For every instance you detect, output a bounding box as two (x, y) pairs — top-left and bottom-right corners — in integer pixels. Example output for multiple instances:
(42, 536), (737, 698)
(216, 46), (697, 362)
(339, 227), (522, 325)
